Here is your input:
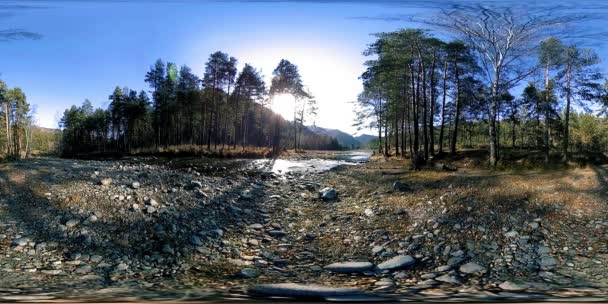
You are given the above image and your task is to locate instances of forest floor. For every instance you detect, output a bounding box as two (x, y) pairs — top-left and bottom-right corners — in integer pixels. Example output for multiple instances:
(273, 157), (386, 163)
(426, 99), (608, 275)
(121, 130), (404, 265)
(1, 152), (608, 302)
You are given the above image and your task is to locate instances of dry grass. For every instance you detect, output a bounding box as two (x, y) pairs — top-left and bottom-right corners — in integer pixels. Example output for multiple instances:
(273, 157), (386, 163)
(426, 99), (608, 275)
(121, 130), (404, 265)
(296, 154), (608, 268)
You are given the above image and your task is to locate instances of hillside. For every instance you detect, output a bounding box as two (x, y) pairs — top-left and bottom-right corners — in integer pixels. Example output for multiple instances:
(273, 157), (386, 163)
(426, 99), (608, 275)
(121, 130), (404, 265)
(307, 125), (363, 149)
(354, 134), (376, 147)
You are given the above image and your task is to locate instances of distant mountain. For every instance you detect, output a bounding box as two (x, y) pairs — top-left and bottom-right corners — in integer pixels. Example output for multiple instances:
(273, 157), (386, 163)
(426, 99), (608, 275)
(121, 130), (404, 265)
(306, 125), (365, 149)
(355, 134), (376, 146)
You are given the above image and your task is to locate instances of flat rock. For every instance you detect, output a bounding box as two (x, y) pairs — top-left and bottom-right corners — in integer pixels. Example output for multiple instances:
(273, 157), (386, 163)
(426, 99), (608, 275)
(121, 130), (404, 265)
(435, 274), (461, 284)
(499, 281), (528, 291)
(459, 262), (486, 274)
(65, 219), (80, 228)
(324, 261), (374, 273)
(377, 255), (415, 271)
(240, 268), (259, 278)
(250, 283), (362, 298)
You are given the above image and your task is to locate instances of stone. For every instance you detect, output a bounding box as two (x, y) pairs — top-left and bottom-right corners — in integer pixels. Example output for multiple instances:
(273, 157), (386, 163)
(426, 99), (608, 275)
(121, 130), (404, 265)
(377, 255), (415, 271)
(268, 230), (287, 238)
(250, 283), (363, 298)
(65, 219), (80, 228)
(364, 208), (374, 217)
(249, 223), (264, 230)
(392, 181), (409, 192)
(162, 244), (174, 254)
(74, 265), (92, 274)
(148, 198), (159, 207)
(189, 181), (203, 189)
(504, 230), (519, 238)
(240, 268), (259, 278)
(372, 246), (385, 255)
(459, 262), (486, 275)
(190, 235), (203, 246)
(115, 263), (128, 271)
(99, 178), (112, 186)
(435, 274), (461, 284)
(323, 261), (374, 273)
(85, 215), (98, 223)
(539, 256), (557, 270)
(12, 238), (29, 247)
(499, 281), (527, 291)
(319, 188), (337, 201)
(131, 182), (140, 189)
(435, 265), (452, 272)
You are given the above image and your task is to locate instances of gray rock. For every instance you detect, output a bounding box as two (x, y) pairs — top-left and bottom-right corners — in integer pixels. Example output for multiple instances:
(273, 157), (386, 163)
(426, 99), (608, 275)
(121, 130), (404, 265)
(12, 238), (29, 247)
(249, 223), (264, 230)
(250, 283), (362, 298)
(148, 198), (159, 207)
(499, 281), (528, 291)
(392, 181), (409, 192)
(364, 208), (374, 217)
(65, 219), (80, 228)
(447, 256), (465, 266)
(539, 256), (557, 270)
(459, 262), (486, 274)
(162, 244), (174, 254)
(115, 263), (128, 271)
(99, 178), (112, 186)
(372, 246), (385, 255)
(74, 265), (92, 274)
(319, 188), (337, 201)
(190, 181), (203, 189)
(377, 255), (415, 271)
(268, 230), (287, 238)
(435, 274), (461, 284)
(536, 245), (550, 255)
(131, 182), (140, 189)
(240, 268), (259, 278)
(190, 235), (203, 246)
(85, 215), (98, 223)
(323, 261), (374, 273)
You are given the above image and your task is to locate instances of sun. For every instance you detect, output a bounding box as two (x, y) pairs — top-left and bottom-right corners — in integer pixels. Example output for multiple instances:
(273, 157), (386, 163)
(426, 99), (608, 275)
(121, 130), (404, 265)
(270, 93), (296, 121)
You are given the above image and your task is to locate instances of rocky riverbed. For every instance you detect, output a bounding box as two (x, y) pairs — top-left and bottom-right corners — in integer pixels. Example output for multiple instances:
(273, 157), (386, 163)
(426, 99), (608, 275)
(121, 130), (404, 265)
(1, 155), (608, 302)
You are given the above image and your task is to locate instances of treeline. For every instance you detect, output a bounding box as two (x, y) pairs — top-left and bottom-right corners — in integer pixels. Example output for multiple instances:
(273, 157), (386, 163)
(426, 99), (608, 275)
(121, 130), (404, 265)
(60, 52), (340, 157)
(355, 6), (608, 166)
(0, 80), (35, 159)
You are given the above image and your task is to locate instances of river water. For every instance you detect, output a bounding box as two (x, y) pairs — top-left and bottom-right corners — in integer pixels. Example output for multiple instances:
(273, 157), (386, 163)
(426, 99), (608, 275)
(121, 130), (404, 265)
(250, 151), (372, 175)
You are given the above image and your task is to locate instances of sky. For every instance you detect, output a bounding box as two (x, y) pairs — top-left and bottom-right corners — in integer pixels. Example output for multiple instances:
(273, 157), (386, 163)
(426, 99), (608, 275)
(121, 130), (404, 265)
(1, 1), (608, 136)
(0, 0), (429, 136)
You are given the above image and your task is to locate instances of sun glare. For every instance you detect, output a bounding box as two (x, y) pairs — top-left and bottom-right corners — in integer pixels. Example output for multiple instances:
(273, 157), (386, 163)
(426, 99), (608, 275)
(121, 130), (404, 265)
(270, 93), (296, 121)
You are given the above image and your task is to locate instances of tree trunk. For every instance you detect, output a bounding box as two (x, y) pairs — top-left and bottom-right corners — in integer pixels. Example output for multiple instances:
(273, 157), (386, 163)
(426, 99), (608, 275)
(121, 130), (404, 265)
(438, 60), (448, 156)
(544, 63), (550, 164)
(450, 63), (461, 155)
(562, 63), (572, 163)
(489, 75), (499, 168)
(429, 51), (437, 157)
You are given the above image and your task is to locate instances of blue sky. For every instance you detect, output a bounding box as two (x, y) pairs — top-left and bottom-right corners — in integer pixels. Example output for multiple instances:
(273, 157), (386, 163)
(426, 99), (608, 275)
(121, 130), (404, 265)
(1, 1), (607, 134)
(0, 0), (429, 135)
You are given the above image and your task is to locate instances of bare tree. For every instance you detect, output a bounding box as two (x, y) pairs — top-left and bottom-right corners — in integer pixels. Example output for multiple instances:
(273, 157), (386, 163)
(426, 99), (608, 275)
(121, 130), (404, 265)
(419, 5), (585, 167)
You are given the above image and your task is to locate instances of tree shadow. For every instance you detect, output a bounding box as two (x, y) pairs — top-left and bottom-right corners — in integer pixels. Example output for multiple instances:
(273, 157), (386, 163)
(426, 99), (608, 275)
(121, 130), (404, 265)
(0, 157), (275, 292)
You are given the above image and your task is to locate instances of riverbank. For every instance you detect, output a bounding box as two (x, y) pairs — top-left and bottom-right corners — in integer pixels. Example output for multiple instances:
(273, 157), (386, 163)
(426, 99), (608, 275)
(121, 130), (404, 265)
(1, 154), (607, 301)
